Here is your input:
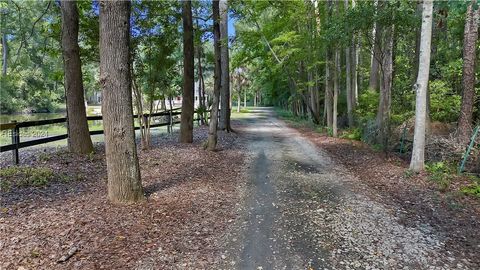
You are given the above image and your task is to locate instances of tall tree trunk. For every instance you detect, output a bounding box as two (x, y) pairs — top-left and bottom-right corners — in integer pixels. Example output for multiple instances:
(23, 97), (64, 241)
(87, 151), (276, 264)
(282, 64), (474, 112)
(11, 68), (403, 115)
(197, 44), (205, 124)
(180, 0), (194, 143)
(457, 0), (479, 144)
(207, 0), (221, 151)
(219, 0), (231, 131)
(333, 48), (339, 137)
(345, 46), (352, 126)
(352, 0), (359, 107)
(410, 0), (433, 172)
(237, 91), (241, 112)
(325, 50), (333, 128)
(412, 0), (423, 85)
(376, 24), (394, 146)
(1, 33), (6, 76)
(345, 0), (354, 127)
(61, 0), (93, 154)
(369, 22), (382, 91)
(244, 90), (247, 108)
(99, 0), (143, 203)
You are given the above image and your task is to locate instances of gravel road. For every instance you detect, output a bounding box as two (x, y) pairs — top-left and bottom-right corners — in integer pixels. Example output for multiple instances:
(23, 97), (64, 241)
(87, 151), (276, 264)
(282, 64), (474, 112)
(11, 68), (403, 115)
(222, 108), (477, 270)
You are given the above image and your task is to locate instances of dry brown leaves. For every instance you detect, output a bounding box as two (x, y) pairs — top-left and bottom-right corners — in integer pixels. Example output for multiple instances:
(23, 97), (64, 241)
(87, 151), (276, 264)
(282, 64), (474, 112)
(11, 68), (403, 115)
(0, 125), (247, 269)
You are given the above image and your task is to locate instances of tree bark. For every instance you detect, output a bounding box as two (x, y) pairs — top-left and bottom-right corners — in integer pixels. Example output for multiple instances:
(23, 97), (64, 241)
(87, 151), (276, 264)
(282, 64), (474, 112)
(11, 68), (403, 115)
(376, 24), (394, 146)
(410, 0), (433, 172)
(219, 0), (231, 131)
(333, 48), (339, 137)
(457, 0), (479, 144)
(369, 21), (382, 91)
(1, 33), (6, 76)
(412, 0), (423, 85)
(325, 49), (333, 128)
(180, 0), (194, 143)
(345, 0), (354, 127)
(207, 0), (221, 151)
(345, 44), (353, 127)
(244, 90), (247, 108)
(60, 0), (94, 154)
(196, 22), (206, 125)
(237, 91), (241, 112)
(99, 0), (143, 203)
(351, 0), (358, 107)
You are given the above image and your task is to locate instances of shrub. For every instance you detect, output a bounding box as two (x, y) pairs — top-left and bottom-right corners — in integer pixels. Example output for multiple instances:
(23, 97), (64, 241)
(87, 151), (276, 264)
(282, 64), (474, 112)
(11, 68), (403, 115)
(0, 166), (68, 191)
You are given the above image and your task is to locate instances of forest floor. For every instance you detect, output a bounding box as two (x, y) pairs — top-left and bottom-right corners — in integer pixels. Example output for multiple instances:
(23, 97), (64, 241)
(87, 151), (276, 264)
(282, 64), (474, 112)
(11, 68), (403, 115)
(1, 107), (479, 269)
(0, 125), (249, 269)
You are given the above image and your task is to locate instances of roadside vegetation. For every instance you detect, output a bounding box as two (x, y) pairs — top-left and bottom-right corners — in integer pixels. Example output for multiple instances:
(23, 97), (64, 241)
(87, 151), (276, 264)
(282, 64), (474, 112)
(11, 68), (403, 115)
(276, 107), (480, 201)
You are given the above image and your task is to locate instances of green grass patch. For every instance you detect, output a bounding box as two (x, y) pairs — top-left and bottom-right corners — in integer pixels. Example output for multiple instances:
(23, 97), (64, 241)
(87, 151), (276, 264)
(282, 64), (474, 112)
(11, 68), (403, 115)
(0, 166), (70, 192)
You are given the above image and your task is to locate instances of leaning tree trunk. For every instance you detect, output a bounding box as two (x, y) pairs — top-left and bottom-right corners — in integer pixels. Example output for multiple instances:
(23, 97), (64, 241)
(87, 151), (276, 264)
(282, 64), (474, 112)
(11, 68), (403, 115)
(180, 0), (194, 143)
(99, 0), (143, 203)
(219, 0), (231, 131)
(457, 0), (479, 144)
(60, 0), (94, 154)
(206, 0), (221, 151)
(410, 0), (433, 172)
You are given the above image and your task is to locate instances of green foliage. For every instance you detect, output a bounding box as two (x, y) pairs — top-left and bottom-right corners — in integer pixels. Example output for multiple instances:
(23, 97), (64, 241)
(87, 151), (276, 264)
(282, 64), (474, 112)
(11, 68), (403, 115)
(0, 167), (56, 190)
(429, 80), (461, 122)
(340, 128), (362, 141)
(1, 0), (65, 113)
(354, 90), (379, 123)
(425, 162), (455, 191)
(461, 177), (480, 199)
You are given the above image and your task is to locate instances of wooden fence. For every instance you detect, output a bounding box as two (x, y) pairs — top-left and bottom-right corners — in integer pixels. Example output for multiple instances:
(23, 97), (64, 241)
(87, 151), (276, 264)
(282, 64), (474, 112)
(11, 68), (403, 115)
(0, 108), (207, 164)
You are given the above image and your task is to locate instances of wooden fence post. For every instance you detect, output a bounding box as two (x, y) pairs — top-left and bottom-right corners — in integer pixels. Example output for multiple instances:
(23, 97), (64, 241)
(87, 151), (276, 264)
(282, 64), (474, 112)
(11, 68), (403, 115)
(11, 120), (19, 165)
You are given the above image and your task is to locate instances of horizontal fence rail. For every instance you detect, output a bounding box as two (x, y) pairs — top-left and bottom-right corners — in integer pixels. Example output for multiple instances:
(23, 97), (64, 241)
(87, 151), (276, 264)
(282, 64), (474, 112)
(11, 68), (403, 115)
(1, 108), (209, 164)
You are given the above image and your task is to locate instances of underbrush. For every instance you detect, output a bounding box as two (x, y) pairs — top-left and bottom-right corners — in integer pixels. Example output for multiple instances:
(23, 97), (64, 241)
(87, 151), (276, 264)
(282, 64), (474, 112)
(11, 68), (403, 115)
(424, 161), (480, 199)
(0, 166), (71, 192)
(339, 128), (362, 141)
(275, 108), (316, 129)
(275, 106), (478, 199)
(461, 176), (480, 199)
(425, 161), (456, 191)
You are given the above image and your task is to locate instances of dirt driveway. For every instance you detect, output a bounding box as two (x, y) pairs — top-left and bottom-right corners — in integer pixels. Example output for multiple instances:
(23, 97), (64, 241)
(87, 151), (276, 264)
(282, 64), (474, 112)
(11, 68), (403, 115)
(223, 107), (477, 270)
